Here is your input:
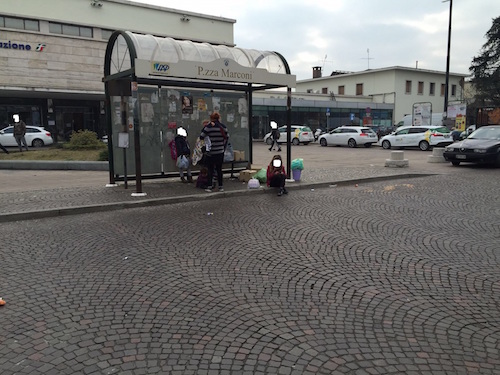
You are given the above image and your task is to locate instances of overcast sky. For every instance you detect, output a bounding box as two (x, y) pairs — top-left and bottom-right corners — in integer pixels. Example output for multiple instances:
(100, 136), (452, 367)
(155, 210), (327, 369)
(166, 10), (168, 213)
(129, 0), (499, 81)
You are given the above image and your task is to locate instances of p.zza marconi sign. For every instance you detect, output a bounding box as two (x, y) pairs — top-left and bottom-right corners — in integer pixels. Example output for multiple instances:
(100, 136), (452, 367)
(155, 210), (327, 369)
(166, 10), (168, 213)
(0, 39), (46, 51)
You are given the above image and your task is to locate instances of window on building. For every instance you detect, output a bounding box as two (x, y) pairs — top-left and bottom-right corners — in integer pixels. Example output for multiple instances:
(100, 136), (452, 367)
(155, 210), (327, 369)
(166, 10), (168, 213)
(440, 84), (446, 96)
(429, 82), (435, 95)
(1, 16), (39, 31)
(306, 89), (313, 93)
(338, 86), (345, 95)
(356, 84), (363, 96)
(101, 29), (114, 40)
(418, 81), (424, 95)
(49, 22), (93, 38)
(451, 84), (457, 96)
(322, 87), (328, 94)
(405, 80), (412, 94)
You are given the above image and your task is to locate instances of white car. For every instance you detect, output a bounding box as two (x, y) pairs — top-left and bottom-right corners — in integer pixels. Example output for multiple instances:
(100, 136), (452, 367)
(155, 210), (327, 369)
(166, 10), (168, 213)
(264, 125), (314, 145)
(0, 125), (54, 148)
(318, 126), (378, 148)
(379, 125), (453, 151)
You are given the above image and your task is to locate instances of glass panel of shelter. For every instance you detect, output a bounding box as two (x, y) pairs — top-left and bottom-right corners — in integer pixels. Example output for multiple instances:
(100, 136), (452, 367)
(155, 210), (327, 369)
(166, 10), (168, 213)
(110, 85), (250, 177)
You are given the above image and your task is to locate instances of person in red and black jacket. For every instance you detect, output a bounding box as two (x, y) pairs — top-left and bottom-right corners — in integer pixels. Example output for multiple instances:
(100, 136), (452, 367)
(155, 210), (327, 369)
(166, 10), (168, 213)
(266, 154), (288, 196)
(199, 112), (229, 192)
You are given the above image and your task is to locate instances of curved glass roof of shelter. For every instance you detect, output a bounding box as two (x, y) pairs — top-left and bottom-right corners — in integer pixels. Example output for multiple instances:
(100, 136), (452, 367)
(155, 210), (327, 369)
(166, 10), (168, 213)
(128, 32), (289, 74)
(104, 31), (295, 89)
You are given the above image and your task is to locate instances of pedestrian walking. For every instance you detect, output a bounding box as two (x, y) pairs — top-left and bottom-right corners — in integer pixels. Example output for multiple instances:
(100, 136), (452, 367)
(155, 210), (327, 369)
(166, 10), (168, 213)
(13, 114), (28, 152)
(269, 125), (281, 152)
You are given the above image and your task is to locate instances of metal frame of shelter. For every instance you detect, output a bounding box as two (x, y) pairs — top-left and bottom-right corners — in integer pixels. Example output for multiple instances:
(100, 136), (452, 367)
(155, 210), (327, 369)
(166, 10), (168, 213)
(103, 30), (296, 195)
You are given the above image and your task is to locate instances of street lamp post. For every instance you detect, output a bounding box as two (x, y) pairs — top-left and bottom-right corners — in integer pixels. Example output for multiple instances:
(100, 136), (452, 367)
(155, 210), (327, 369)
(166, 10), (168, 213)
(443, 0), (453, 117)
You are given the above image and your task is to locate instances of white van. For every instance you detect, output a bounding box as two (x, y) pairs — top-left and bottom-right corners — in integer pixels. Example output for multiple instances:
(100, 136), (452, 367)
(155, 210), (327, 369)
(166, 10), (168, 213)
(397, 113), (444, 127)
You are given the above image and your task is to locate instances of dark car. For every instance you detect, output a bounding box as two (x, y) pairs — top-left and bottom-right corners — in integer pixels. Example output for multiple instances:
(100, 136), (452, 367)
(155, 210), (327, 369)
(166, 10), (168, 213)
(443, 125), (500, 167)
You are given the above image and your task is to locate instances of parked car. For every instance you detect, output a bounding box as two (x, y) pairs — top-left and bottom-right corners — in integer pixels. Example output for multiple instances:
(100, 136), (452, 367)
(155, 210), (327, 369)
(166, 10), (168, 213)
(0, 125), (54, 147)
(379, 125), (452, 151)
(264, 125), (314, 145)
(318, 126), (378, 148)
(443, 125), (500, 167)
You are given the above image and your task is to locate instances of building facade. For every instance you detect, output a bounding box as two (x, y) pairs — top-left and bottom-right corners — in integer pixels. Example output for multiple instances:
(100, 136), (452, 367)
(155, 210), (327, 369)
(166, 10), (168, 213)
(296, 66), (468, 125)
(0, 0), (235, 141)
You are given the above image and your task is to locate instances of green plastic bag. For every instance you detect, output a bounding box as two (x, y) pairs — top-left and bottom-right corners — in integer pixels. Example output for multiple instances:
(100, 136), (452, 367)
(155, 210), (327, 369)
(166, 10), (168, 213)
(291, 158), (304, 170)
(253, 167), (267, 183)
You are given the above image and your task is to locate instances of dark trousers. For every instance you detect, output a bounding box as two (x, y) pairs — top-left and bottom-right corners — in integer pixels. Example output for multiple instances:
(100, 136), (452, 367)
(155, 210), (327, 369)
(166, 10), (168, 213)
(0, 142), (8, 154)
(270, 139), (280, 150)
(206, 152), (224, 188)
(269, 174), (286, 188)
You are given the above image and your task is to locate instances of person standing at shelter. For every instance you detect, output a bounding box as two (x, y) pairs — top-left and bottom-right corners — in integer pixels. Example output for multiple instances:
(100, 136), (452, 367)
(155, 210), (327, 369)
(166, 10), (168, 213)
(13, 114), (28, 152)
(174, 127), (193, 183)
(199, 112), (228, 192)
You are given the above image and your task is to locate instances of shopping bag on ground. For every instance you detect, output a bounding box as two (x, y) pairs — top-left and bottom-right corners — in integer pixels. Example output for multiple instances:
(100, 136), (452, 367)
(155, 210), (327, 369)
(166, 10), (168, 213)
(253, 167), (267, 183)
(291, 158), (304, 170)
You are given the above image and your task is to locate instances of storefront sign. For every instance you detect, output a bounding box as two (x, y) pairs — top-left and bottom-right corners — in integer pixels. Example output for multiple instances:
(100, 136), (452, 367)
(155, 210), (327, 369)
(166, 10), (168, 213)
(0, 40), (46, 52)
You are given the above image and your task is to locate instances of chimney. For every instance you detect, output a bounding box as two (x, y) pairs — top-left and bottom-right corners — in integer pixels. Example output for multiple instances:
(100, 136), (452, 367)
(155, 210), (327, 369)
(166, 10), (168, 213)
(313, 66), (322, 79)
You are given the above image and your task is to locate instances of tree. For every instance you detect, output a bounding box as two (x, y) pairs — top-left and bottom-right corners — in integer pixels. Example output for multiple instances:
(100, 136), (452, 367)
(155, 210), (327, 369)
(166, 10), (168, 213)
(469, 16), (500, 107)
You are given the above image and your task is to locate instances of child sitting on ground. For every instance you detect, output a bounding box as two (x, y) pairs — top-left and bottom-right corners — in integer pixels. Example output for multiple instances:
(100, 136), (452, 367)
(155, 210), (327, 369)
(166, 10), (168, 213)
(196, 167), (210, 189)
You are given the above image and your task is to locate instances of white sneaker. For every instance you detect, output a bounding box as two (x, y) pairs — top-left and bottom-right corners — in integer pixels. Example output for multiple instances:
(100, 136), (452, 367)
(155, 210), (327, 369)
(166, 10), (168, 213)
(218, 187), (224, 192)
(205, 187), (213, 193)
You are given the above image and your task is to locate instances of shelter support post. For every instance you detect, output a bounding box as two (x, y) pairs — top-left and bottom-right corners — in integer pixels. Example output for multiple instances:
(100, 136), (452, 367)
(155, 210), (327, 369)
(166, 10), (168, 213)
(248, 84), (253, 164)
(104, 82), (116, 185)
(131, 81), (145, 196)
(286, 87), (292, 177)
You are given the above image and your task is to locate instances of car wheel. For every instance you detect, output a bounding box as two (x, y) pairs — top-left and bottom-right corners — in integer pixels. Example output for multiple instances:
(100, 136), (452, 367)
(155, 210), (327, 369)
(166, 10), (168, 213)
(265, 138), (273, 145)
(32, 138), (44, 148)
(292, 138), (300, 146)
(419, 140), (430, 151)
(319, 138), (327, 147)
(451, 161), (460, 166)
(348, 138), (357, 148)
(364, 143), (372, 148)
(382, 140), (391, 149)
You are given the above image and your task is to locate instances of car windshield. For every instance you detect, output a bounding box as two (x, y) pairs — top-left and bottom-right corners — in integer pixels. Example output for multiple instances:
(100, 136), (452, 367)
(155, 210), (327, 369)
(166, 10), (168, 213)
(361, 129), (376, 134)
(300, 127), (312, 132)
(468, 127), (500, 140)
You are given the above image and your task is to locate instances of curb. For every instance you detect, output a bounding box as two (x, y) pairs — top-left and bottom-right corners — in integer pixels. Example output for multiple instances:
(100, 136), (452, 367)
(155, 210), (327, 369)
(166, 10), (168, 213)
(0, 173), (434, 223)
(0, 160), (108, 171)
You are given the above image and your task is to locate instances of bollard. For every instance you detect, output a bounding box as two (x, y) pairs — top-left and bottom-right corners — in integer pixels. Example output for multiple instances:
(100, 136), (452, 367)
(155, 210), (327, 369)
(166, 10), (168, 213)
(427, 147), (447, 163)
(385, 151), (409, 168)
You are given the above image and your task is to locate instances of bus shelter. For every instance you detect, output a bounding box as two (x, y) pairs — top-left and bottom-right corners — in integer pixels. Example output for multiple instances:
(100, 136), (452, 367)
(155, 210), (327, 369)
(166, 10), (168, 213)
(103, 31), (296, 195)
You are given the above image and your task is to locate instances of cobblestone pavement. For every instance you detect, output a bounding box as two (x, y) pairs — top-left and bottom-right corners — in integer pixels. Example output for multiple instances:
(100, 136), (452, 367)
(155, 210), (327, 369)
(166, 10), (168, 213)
(0, 144), (465, 221)
(1, 163), (499, 374)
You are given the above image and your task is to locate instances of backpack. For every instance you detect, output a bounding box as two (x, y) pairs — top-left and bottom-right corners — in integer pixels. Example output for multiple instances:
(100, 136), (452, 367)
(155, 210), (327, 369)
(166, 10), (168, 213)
(168, 139), (177, 160)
